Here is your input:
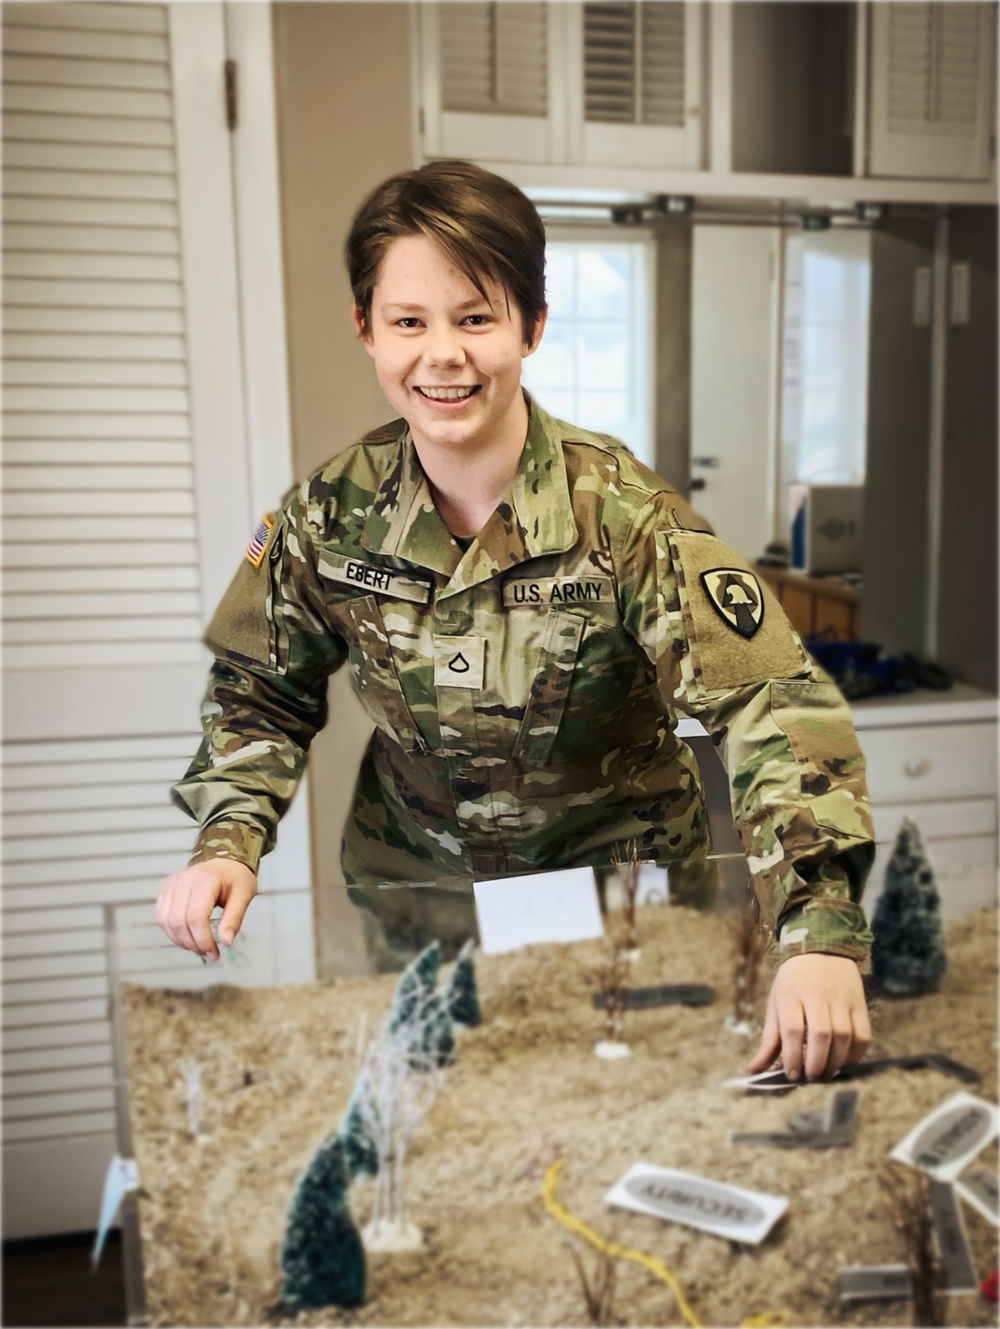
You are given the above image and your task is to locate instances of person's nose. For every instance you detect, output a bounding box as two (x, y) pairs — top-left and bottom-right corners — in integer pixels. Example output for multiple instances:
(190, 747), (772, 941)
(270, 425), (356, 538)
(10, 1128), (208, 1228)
(422, 321), (466, 369)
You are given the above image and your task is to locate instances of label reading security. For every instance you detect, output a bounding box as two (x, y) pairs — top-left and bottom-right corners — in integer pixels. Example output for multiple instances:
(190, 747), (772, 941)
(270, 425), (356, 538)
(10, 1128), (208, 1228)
(503, 575), (614, 609)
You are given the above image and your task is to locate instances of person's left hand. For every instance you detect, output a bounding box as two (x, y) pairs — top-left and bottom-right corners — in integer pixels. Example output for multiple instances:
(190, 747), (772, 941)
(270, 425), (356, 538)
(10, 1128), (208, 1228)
(746, 952), (870, 1081)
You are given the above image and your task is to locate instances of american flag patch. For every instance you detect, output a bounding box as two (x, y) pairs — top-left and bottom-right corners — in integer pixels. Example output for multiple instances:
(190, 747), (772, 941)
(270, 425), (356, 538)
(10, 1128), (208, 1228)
(246, 514), (273, 567)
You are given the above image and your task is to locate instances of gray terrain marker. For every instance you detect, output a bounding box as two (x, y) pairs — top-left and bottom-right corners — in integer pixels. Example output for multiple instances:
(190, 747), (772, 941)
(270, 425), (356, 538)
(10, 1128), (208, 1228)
(731, 1089), (860, 1150)
(954, 1165), (999, 1225)
(593, 983), (714, 1010)
(837, 1265), (913, 1302)
(930, 1180), (979, 1293)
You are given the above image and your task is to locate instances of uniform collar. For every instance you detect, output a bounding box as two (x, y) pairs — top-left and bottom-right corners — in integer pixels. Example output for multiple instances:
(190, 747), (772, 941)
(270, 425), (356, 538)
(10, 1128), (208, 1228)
(362, 392), (578, 595)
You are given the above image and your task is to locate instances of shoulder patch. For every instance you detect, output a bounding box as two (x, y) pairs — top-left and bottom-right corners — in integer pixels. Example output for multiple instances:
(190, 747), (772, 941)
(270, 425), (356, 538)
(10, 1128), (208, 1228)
(662, 531), (806, 692)
(700, 568), (765, 638)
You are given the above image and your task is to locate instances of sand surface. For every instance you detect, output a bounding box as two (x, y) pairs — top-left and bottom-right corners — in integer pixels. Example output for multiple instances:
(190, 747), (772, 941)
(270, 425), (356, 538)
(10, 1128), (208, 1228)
(123, 903), (999, 1327)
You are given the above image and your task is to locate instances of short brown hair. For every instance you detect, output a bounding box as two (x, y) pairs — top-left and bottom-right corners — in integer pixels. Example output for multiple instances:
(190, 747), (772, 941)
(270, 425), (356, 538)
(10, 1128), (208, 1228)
(346, 160), (546, 344)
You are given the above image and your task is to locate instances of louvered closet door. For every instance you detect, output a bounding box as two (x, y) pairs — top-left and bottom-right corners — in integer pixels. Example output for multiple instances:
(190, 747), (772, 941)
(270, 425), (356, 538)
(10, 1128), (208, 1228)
(869, 2), (996, 180)
(0, 1), (284, 1238)
(567, 1), (703, 169)
(419, 1), (568, 163)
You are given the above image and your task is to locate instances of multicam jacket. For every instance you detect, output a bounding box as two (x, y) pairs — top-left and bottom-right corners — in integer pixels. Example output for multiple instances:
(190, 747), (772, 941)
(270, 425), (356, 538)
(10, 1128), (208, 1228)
(172, 395), (875, 964)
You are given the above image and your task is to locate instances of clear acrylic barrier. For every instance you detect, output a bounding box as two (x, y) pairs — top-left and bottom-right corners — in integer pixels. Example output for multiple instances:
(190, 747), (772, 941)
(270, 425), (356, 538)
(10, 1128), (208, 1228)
(105, 855), (750, 1327)
(103, 858), (999, 1329)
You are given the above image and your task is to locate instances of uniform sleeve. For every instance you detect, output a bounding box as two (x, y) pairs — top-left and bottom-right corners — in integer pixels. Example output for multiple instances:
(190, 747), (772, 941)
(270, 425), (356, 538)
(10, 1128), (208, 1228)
(617, 493), (875, 966)
(171, 485), (347, 873)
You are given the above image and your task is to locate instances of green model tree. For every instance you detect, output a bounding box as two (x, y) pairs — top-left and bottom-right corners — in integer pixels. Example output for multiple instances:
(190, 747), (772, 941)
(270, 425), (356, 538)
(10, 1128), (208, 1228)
(281, 1134), (366, 1309)
(389, 941), (441, 1032)
(872, 818), (947, 997)
(445, 938), (482, 1027)
(389, 941), (454, 1067)
(339, 1070), (379, 1181)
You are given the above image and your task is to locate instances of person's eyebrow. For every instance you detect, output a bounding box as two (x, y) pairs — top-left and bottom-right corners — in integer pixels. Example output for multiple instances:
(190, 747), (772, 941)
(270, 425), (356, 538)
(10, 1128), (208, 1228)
(381, 297), (493, 313)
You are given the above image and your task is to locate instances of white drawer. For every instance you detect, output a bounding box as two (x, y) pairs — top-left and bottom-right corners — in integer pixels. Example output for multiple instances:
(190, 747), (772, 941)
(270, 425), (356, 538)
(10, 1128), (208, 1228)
(860, 721), (998, 804)
(870, 798), (997, 844)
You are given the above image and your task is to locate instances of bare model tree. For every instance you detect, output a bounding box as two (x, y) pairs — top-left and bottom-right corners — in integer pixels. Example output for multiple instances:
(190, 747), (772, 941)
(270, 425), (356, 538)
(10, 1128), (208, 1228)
(881, 1164), (947, 1328)
(726, 909), (770, 1034)
(594, 932), (632, 1060)
(611, 843), (641, 953)
(351, 984), (448, 1251)
(570, 1241), (621, 1327)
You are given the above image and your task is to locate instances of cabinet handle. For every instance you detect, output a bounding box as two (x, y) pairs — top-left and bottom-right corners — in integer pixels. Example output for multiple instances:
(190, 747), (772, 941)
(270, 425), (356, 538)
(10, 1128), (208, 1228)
(904, 758), (932, 778)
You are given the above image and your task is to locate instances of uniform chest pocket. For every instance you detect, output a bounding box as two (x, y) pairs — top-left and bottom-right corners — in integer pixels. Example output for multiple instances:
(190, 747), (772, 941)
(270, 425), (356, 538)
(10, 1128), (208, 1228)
(345, 596), (427, 755)
(514, 609), (586, 765)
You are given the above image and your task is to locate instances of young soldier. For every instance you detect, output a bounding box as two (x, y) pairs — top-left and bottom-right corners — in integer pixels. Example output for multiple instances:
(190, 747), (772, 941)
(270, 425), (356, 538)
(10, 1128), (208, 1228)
(159, 161), (875, 1081)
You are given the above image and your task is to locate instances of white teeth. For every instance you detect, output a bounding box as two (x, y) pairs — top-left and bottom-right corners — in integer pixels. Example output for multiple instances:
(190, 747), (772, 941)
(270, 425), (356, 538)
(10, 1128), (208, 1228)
(419, 386), (476, 401)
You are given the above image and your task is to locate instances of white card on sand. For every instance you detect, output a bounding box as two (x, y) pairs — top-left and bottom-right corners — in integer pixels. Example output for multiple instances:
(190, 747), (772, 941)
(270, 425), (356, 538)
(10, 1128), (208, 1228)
(473, 868), (603, 954)
(955, 1165), (1000, 1226)
(605, 1162), (787, 1245)
(890, 1092), (999, 1181)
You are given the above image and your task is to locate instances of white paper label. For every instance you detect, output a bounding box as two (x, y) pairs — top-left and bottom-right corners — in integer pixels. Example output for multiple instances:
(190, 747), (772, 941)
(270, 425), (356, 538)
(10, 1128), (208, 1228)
(890, 1092), (999, 1181)
(473, 868), (604, 955)
(955, 1165), (1000, 1226)
(605, 1162), (787, 1245)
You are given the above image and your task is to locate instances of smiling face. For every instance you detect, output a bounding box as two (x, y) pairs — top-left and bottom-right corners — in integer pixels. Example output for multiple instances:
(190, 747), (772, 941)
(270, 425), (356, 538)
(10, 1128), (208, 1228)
(355, 234), (546, 459)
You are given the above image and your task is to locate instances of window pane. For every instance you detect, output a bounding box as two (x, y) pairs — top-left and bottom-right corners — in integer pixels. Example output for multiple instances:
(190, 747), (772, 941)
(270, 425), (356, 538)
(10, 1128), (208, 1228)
(576, 249), (630, 320)
(524, 320), (575, 390)
(544, 248), (576, 318)
(577, 323), (629, 390)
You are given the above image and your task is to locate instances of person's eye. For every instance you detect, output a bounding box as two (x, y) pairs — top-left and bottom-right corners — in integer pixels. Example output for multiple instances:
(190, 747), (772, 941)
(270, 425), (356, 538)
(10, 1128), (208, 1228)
(463, 314), (492, 327)
(395, 317), (422, 329)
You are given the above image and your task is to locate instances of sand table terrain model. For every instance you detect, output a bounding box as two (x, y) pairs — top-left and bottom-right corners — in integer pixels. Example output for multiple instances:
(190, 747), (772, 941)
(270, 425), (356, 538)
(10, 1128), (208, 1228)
(120, 900), (999, 1328)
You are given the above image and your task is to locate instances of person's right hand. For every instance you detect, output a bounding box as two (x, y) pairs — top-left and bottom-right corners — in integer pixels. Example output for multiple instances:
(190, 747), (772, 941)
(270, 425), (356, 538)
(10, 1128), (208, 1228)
(156, 859), (257, 960)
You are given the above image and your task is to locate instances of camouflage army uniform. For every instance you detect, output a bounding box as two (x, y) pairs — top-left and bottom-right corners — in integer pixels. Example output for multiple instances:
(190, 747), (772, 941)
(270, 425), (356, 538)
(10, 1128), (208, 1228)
(173, 394), (874, 964)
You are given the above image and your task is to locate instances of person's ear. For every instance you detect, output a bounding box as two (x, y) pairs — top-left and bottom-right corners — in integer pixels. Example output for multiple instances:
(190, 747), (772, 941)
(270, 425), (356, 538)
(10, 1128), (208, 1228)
(522, 305), (548, 358)
(353, 305), (375, 357)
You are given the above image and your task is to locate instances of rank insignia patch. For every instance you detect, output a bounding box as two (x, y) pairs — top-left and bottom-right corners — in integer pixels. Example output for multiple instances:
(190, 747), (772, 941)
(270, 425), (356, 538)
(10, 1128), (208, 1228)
(246, 514), (273, 568)
(700, 568), (764, 638)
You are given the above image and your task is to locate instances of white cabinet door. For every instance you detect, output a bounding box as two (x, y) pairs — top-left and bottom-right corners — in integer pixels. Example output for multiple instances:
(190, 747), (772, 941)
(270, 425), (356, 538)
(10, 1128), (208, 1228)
(1, 0), (309, 1238)
(868, 2), (996, 181)
(418, 1), (704, 170)
(567, 1), (704, 169)
(419, 1), (569, 164)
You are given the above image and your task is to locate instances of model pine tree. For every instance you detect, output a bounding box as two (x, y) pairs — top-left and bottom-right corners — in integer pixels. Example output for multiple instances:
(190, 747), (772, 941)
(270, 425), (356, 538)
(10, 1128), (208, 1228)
(872, 818), (947, 996)
(339, 1070), (379, 1181)
(281, 1134), (366, 1309)
(390, 941), (454, 1067)
(389, 941), (441, 1032)
(445, 938), (482, 1027)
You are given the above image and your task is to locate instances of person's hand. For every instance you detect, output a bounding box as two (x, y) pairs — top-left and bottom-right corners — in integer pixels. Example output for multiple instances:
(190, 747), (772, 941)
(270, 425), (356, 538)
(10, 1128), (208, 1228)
(747, 952), (870, 1081)
(156, 859), (257, 960)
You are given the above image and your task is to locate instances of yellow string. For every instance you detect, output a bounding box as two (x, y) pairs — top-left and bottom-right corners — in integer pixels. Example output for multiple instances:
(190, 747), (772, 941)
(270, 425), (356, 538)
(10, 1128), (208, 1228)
(542, 1158), (793, 1329)
(542, 1158), (703, 1329)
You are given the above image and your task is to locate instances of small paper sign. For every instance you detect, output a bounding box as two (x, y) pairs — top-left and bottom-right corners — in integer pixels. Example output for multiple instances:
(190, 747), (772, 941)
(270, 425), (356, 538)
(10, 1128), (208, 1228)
(636, 863), (669, 906)
(92, 1154), (140, 1268)
(954, 1165), (999, 1226)
(890, 1092), (999, 1180)
(473, 868), (603, 955)
(605, 1162), (787, 1245)
(838, 1265), (912, 1302)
